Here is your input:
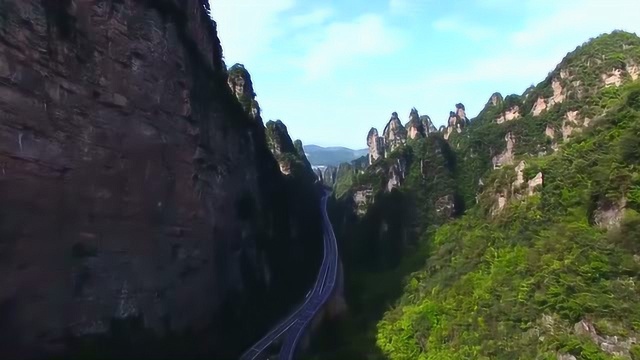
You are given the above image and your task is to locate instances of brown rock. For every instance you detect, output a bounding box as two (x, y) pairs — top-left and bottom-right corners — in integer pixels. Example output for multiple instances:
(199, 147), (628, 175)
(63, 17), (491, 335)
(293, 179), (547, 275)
(382, 112), (407, 153)
(0, 1), (321, 358)
(367, 127), (385, 165)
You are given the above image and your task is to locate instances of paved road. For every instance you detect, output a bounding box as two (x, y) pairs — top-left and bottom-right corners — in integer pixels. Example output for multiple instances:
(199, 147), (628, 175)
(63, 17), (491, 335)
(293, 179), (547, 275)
(240, 189), (339, 360)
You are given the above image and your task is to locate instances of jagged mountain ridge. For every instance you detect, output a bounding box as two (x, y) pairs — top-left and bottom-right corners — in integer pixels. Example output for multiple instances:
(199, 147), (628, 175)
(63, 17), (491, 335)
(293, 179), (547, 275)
(313, 30), (640, 360)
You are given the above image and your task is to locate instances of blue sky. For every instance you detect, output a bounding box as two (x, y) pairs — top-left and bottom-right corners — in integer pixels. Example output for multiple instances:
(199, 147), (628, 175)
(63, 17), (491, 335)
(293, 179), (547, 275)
(210, 0), (640, 149)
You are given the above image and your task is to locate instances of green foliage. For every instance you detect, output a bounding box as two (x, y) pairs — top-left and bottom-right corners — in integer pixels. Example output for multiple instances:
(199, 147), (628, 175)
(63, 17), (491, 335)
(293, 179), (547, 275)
(314, 32), (640, 360)
(630, 344), (640, 360)
(375, 81), (640, 360)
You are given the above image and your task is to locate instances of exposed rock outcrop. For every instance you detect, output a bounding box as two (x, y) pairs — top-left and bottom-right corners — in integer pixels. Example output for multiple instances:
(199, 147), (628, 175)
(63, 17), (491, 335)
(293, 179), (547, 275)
(386, 158), (407, 192)
(491, 190), (509, 216)
(435, 195), (456, 219)
(561, 110), (591, 141)
(592, 197), (627, 230)
(550, 78), (566, 105)
(265, 121), (315, 179)
(367, 128), (385, 165)
(532, 78), (566, 116)
(420, 115), (437, 134)
(382, 112), (408, 153)
(628, 63), (640, 80)
(443, 103), (469, 140)
(227, 64), (261, 121)
(602, 68), (625, 87)
(496, 106), (521, 124)
(527, 172), (544, 195)
(405, 108), (425, 139)
(492, 133), (516, 169)
(532, 96), (548, 116)
(353, 188), (374, 216)
(489, 92), (504, 107)
(512, 161), (544, 196)
(0, 1), (322, 358)
(315, 166), (337, 186)
(545, 125), (556, 139)
(574, 319), (638, 358)
(491, 161), (543, 215)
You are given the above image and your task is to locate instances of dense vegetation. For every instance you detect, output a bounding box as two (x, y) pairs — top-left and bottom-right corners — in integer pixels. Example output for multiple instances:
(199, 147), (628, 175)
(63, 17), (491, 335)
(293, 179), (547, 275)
(312, 31), (640, 360)
(378, 82), (640, 360)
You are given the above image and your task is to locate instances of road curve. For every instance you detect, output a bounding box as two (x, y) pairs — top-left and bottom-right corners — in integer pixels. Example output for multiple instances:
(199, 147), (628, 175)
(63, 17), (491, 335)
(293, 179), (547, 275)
(239, 189), (339, 360)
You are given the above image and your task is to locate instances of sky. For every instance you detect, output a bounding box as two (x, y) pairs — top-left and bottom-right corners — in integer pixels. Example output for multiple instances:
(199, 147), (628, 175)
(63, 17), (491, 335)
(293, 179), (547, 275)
(209, 0), (640, 149)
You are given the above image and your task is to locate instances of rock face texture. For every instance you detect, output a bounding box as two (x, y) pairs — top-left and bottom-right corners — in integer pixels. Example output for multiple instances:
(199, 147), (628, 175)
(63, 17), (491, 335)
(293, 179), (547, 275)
(353, 188), (374, 216)
(386, 158), (407, 192)
(367, 127), (385, 165)
(492, 133), (516, 169)
(443, 103), (469, 140)
(421, 115), (437, 134)
(489, 92), (504, 107)
(405, 108), (425, 139)
(573, 319), (637, 357)
(382, 112), (407, 153)
(0, 1), (322, 359)
(592, 198), (627, 230)
(496, 106), (521, 124)
(227, 63), (261, 121)
(265, 120), (315, 179)
(314, 166), (337, 186)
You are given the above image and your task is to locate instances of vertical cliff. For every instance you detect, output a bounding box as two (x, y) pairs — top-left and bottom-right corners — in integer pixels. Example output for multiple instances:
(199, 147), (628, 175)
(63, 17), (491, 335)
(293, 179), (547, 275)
(0, 1), (322, 359)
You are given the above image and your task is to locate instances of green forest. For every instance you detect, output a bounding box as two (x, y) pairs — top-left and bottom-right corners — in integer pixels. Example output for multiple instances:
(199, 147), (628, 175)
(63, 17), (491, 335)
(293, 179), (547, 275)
(311, 31), (640, 360)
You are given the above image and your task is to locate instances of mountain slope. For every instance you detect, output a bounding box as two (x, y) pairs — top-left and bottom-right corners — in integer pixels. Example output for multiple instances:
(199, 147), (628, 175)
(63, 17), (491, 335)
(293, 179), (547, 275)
(377, 81), (640, 360)
(313, 31), (640, 360)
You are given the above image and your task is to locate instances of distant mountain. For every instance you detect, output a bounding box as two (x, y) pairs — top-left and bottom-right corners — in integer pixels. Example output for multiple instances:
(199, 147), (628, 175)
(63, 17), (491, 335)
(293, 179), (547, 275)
(303, 145), (368, 166)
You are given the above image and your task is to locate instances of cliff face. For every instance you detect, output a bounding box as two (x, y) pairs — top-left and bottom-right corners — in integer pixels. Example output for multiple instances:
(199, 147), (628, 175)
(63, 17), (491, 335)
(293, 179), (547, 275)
(382, 112), (408, 153)
(227, 63), (261, 121)
(367, 127), (384, 165)
(405, 108), (425, 139)
(443, 103), (469, 139)
(0, 1), (321, 359)
(265, 120), (315, 180)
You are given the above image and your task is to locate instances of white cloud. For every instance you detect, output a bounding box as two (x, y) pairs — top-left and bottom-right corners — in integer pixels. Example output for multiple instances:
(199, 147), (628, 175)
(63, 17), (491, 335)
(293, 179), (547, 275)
(290, 8), (334, 28)
(209, 0), (295, 64)
(297, 14), (405, 80)
(432, 16), (497, 41)
(511, 0), (640, 48)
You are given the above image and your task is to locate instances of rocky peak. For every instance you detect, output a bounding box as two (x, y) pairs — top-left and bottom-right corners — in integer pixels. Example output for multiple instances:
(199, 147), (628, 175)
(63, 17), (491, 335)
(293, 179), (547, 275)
(265, 120), (313, 177)
(294, 139), (312, 169)
(383, 112), (408, 153)
(455, 103), (468, 120)
(367, 127), (385, 165)
(444, 103), (469, 140)
(227, 63), (261, 121)
(489, 92), (504, 107)
(420, 115), (437, 134)
(405, 108), (425, 139)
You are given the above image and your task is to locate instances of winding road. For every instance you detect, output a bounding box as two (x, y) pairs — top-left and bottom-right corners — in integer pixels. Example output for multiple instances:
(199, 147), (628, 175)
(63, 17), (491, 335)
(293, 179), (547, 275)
(240, 188), (339, 360)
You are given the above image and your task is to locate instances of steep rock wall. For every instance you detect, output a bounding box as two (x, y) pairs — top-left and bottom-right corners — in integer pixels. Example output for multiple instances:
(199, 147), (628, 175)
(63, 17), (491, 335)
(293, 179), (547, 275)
(0, 1), (322, 359)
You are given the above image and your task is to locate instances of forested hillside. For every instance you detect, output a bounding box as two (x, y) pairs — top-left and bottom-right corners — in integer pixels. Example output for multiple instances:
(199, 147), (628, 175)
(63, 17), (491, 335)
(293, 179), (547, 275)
(312, 31), (640, 360)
